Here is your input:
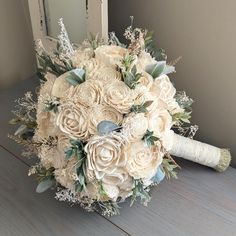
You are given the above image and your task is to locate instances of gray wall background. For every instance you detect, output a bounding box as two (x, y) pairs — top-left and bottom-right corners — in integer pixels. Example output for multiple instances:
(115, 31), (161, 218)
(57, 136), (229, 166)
(0, 0), (35, 88)
(109, 0), (236, 167)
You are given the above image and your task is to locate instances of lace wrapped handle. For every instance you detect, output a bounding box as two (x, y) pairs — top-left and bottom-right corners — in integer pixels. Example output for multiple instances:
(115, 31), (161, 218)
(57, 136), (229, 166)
(169, 133), (231, 172)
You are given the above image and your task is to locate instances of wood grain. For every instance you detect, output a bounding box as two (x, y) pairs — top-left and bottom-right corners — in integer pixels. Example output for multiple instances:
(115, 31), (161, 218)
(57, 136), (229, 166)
(0, 147), (128, 236)
(106, 158), (236, 236)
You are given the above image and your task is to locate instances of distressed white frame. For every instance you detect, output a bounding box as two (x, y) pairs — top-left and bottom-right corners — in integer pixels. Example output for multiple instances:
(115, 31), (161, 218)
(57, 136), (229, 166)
(28, 0), (108, 49)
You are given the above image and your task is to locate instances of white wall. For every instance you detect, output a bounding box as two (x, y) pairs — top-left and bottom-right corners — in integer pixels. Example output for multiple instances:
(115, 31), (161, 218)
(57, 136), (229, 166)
(0, 0), (35, 88)
(109, 0), (236, 167)
(44, 0), (87, 43)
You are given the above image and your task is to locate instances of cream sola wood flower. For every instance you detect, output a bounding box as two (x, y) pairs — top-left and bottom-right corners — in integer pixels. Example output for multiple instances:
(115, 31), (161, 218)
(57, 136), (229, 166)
(125, 140), (163, 180)
(77, 58), (122, 81)
(103, 80), (136, 114)
(84, 133), (134, 201)
(84, 133), (128, 180)
(56, 101), (90, 141)
(122, 112), (149, 142)
(95, 45), (128, 68)
(150, 74), (183, 114)
(66, 79), (103, 106)
(89, 104), (123, 134)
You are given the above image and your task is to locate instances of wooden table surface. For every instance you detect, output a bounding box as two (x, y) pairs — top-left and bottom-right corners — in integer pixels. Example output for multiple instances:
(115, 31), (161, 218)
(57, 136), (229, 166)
(1, 78), (235, 236)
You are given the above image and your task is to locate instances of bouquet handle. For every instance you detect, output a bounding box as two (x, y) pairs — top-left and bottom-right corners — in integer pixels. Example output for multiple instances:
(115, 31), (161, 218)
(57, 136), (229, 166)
(169, 133), (231, 172)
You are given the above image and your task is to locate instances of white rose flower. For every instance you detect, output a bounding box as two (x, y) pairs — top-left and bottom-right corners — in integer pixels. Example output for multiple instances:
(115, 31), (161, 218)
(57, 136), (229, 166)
(85, 133), (127, 179)
(102, 168), (133, 201)
(137, 71), (154, 90)
(93, 66), (122, 82)
(56, 102), (90, 141)
(102, 183), (120, 200)
(78, 58), (104, 79)
(103, 80), (135, 113)
(133, 86), (156, 107)
(95, 45), (128, 67)
(150, 75), (179, 113)
(66, 79), (103, 107)
(136, 51), (157, 71)
(89, 104), (123, 134)
(147, 108), (172, 138)
(125, 141), (163, 179)
(122, 113), (148, 142)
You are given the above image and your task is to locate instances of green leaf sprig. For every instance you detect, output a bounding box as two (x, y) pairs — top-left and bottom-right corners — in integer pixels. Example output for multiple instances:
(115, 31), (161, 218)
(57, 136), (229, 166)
(121, 54), (142, 89)
(145, 61), (175, 79)
(130, 179), (151, 206)
(64, 68), (86, 86)
(35, 166), (56, 193)
(142, 130), (159, 146)
(144, 30), (167, 61)
(130, 101), (153, 113)
(65, 139), (87, 192)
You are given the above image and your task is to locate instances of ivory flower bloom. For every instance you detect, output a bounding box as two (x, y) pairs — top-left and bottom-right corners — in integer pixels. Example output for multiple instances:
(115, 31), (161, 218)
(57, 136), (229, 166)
(137, 71), (154, 90)
(103, 80), (135, 113)
(78, 58), (103, 79)
(102, 168), (133, 201)
(67, 79), (103, 106)
(147, 108), (172, 138)
(93, 67), (122, 82)
(85, 133), (127, 179)
(89, 104), (123, 134)
(95, 45), (128, 67)
(136, 51), (157, 71)
(56, 102), (90, 141)
(125, 141), (163, 180)
(122, 113), (148, 142)
(150, 74), (182, 114)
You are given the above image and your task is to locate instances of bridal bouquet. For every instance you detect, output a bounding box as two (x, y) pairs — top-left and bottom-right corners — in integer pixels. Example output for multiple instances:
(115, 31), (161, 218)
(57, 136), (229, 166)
(9, 19), (231, 216)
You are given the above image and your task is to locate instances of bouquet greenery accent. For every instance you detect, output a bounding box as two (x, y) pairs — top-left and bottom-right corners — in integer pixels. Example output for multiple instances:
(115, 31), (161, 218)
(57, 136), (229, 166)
(9, 19), (231, 217)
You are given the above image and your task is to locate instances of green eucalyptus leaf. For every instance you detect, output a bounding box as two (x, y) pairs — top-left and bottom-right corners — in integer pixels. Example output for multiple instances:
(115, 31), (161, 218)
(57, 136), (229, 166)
(9, 117), (21, 125)
(145, 61), (166, 78)
(36, 179), (55, 193)
(65, 68), (85, 86)
(64, 75), (80, 86)
(162, 64), (176, 75)
(97, 120), (121, 135)
(14, 125), (28, 136)
(70, 139), (83, 148)
(65, 148), (74, 159)
(71, 68), (85, 82)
